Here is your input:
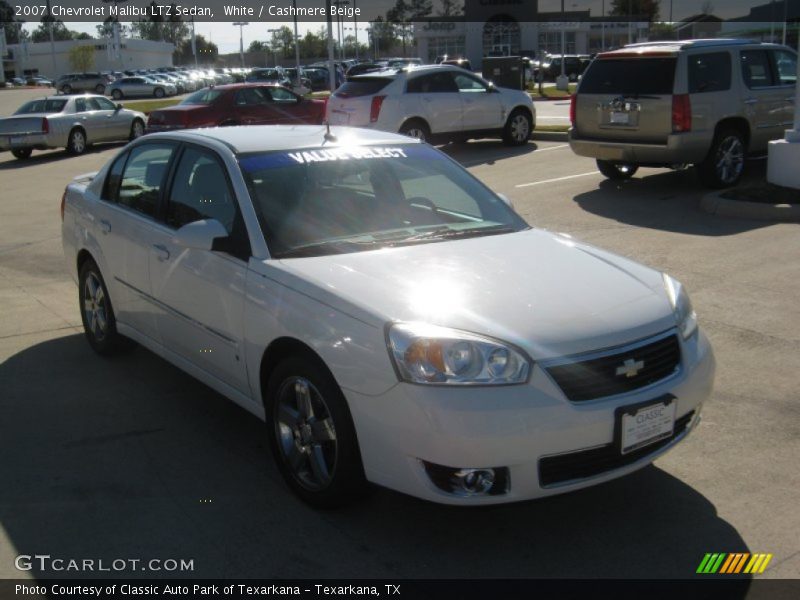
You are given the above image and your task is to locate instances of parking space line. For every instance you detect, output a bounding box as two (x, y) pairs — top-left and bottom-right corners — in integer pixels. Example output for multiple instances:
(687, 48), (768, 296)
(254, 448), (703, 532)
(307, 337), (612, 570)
(515, 171), (600, 187)
(533, 144), (569, 152)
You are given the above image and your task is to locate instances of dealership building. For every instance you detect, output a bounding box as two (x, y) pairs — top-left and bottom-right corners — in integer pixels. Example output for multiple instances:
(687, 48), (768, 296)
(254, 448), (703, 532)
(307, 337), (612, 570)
(414, 0), (648, 66)
(1, 37), (174, 81)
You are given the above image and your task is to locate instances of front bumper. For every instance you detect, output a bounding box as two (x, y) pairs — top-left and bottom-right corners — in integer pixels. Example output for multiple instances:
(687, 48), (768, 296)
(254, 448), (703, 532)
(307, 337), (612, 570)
(345, 329), (715, 505)
(569, 129), (711, 165)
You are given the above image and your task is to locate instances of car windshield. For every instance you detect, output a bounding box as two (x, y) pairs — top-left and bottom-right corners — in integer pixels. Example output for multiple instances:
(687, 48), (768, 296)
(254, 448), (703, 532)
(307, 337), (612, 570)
(181, 88), (224, 104)
(14, 99), (68, 114)
(239, 144), (528, 258)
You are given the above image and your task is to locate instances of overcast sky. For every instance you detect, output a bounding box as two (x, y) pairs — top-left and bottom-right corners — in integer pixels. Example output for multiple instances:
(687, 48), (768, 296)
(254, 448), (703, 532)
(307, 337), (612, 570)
(19, 0), (770, 54)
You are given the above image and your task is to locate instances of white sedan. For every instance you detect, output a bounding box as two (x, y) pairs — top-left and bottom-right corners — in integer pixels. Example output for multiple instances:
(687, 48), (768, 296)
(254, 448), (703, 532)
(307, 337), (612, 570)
(61, 125), (715, 507)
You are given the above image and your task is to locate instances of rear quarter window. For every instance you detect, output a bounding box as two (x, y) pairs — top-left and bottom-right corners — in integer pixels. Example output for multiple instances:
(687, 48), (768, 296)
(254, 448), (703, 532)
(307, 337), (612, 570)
(579, 57), (677, 95)
(689, 52), (732, 93)
(334, 78), (392, 97)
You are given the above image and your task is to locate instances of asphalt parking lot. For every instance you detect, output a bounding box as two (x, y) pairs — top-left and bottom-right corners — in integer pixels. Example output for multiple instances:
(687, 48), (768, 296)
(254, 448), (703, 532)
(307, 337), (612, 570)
(1, 89), (798, 582)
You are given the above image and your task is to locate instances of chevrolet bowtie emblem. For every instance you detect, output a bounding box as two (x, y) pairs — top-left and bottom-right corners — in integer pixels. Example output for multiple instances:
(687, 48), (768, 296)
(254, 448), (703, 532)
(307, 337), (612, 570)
(616, 358), (644, 378)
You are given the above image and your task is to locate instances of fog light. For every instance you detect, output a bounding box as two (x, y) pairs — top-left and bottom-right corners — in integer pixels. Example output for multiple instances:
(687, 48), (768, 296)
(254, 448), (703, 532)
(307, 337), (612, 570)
(422, 461), (509, 497)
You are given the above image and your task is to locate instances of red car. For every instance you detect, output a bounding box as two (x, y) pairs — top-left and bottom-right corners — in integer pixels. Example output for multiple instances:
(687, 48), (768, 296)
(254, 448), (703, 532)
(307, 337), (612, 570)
(146, 83), (325, 133)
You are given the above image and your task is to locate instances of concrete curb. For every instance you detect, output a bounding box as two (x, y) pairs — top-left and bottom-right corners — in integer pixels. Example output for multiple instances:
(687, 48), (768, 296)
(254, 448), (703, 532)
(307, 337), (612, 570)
(700, 190), (800, 222)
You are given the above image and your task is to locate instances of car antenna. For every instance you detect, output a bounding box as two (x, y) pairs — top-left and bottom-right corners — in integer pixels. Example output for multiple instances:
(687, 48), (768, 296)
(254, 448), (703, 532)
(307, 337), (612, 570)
(323, 120), (337, 144)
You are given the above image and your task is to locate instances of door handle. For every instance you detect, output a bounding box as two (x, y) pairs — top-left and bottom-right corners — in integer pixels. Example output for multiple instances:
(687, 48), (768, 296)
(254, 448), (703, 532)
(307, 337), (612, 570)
(99, 219), (111, 234)
(152, 244), (170, 261)
(744, 98), (759, 105)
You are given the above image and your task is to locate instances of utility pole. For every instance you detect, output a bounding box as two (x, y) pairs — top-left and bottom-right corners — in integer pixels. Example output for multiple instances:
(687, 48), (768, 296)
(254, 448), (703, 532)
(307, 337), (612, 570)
(45, 0), (57, 77)
(191, 17), (198, 68)
(292, 0), (301, 88)
(326, 0), (336, 91)
(233, 22), (249, 68)
(353, 0), (359, 61)
(267, 28), (280, 67)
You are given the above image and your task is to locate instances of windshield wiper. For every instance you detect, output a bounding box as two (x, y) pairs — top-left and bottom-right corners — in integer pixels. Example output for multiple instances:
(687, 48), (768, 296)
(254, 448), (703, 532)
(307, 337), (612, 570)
(391, 224), (520, 245)
(274, 239), (380, 258)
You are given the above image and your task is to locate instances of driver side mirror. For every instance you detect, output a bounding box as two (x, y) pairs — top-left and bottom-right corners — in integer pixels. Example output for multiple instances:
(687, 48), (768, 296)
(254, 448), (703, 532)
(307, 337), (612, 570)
(172, 219), (228, 251)
(115, 103), (123, 111)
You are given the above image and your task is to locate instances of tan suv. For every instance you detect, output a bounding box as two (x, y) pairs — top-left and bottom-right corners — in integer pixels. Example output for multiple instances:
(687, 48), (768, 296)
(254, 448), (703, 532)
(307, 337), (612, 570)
(569, 39), (798, 187)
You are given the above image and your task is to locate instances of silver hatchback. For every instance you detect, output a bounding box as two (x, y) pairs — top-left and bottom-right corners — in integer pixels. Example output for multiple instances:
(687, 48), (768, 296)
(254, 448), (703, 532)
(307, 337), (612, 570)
(569, 39), (798, 187)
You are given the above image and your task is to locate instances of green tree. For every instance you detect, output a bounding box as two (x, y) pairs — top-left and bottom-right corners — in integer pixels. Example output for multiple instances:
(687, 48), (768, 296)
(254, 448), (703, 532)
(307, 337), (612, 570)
(609, 0), (660, 22)
(131, 2), (188, 45)
(174, 33), (216, 65)
(437, 0), (462, 17)
(387, 0), (410, 22)
(298, 27), (327, 59)
(269, 25), (294, 59)
(1, 0), (26, 44)
(408, 0), (433, 19)
(96, 16), (128, 39)
(72, 32), (93, 40)
(30, 18), (74, 43)
(248, 40), (267, 53)
(68, 44), (95, 72)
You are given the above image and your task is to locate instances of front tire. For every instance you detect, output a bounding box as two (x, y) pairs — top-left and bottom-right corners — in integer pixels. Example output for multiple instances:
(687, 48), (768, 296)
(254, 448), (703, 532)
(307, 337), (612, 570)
(129, 119), (145, 140)
(95, 84), (106, 94)
(503, 108), (532, 146)
(265, 355), (368, 508)
(596, 159), (638, 180)
(67, 128), (87, 155)
(112, 89), (123, 100)
(78, 259), (134, 356)
(11, 148), (32, 159)
(154, 87), (165, 99)
(399, 119), (430, 143)
(62, 84), (72, 95)
(697, 128), (746, 188)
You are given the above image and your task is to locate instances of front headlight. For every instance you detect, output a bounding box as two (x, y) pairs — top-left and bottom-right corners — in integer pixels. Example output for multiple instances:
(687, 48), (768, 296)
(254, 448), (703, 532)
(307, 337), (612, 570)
(663, 274), (698, 340)
(387, 323), (530, 385)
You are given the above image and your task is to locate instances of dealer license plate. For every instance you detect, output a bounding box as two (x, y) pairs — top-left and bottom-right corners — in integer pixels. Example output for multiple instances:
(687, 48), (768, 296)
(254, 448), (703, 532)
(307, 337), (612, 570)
(618, 398), (676, 455)
(330, 110), (350, 125)
(9, 136), (25, 146)
(609, 111), (629, 125)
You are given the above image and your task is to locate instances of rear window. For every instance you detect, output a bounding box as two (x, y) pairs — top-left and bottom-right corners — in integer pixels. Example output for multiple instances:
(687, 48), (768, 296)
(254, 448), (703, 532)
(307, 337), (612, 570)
(689, 52), (731, 93)
(580, 57), (677, 95)
(334, 78), (392, 98)
(181, 88), (224, 105)
(14, 99), (67, 114)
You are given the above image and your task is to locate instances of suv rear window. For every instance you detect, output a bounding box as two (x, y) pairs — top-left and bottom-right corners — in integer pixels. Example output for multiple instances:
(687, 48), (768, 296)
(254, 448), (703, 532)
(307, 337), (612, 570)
(689, 52), (731, 93)
(580, 57), (677, 95)
(334, 78), (392, 98)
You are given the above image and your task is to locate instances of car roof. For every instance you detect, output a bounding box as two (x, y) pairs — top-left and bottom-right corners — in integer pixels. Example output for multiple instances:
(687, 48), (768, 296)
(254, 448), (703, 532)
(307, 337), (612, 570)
(143, 125), (420, 154)
(349, 64), (464, 80)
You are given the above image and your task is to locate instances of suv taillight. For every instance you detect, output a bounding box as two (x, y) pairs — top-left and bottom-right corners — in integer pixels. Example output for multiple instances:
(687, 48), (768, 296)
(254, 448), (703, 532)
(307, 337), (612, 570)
(370, 95), (386, 123)
(672, 94), (691, 133)
(569, 94), (577, 126)
(41, 117), (49, 134)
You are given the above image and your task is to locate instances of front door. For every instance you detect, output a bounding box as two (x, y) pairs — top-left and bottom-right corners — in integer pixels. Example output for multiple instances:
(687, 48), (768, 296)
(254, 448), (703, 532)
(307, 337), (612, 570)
(452, 71), (505, 131)
(147, 144), (252, 395)
(405, 71), (463, 133)
(739, 49), (787, 152)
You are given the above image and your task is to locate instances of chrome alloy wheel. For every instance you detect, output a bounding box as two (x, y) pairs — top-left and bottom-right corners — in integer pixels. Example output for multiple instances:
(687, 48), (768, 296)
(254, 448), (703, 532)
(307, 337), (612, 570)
(70, 130), (86, 154)
(509, 113), (530, 142)
(275, 377), (338, 491)
(404, 127), (426, 141)
(83, 272), (108, 340)
(715, 135), (744, 186)
(131, 120), (145, 139)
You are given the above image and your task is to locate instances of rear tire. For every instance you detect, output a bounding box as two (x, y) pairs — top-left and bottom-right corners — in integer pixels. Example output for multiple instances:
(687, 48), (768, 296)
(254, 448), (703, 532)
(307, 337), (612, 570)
(95, 84), (106, 94)
(78, 259), (135, 356)
(596, 159), (638, 180)
(67, 128), (87, 155)
(399, 119), (430, 143)
(697, 128), (746, 189)
(61, 84), (72, 95)
(154, 87), (165, 99)
(11, 148), (32, 159)
(503, 108), (532, 146)
(265, 355), (368, 508)
(129, 119), (145, 140)
(112, 89), (123, 100)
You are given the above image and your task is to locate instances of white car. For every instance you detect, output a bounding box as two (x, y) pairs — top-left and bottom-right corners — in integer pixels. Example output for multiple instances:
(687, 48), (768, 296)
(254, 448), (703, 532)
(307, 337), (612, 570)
(326, 64), (536, 146)
(61, 125), (714, 507)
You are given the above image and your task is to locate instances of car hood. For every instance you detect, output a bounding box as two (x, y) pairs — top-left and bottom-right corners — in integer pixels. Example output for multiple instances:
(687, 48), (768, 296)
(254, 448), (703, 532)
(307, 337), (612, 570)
(262, 229), (677, 358)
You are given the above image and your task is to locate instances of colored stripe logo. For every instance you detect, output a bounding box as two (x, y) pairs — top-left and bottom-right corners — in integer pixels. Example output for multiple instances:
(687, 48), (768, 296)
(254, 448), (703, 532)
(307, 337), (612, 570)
(697, 553), (773, 574)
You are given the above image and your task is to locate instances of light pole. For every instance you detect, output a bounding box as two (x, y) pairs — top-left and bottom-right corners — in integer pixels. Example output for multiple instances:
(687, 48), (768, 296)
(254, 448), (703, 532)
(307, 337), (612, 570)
(601, 0), (605, 51)
(326, 0), (336, 92)
(267, 28), (280, 67)
(353, 0), (359, 61)
(44, 0), (57, 77)
(233, 22), (249, 68)
(556, 0), (568, 90)
(333, 0), (350, 60)
(292, 0), (301, 88)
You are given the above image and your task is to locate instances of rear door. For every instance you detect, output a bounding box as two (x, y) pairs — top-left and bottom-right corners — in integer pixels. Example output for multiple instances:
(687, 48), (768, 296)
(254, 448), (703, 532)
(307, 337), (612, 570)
(575, 54), (677, 144)
(405, 72), (463, 133)
(95, 96), (130, 140)
(769, 48), (798, 131)
(739, 49), (786, 151)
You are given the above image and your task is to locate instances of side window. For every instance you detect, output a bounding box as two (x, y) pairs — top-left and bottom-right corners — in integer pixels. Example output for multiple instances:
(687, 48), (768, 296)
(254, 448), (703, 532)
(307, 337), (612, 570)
(74, 98), (87, 112)
(689, 52), (731, 93)
(118, 143), (177, 219)
(102, 151), (128, 202)
(772, 50), (797, 86)
(85, 98), (102, 111)
(740, 50), (775, 88)
(166, 147), (250, 259)
(406, 72), (457, 93)
(95, 97), (117, 110)
(268, 87), (298, 103)
(453, 73), (488, 92)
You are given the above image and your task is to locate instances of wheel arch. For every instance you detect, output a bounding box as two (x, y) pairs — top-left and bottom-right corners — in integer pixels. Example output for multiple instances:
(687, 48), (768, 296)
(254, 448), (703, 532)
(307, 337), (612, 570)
(258, 337), (341, 407)
(399, 116), (431, 134)
(714, 117), (750, 150)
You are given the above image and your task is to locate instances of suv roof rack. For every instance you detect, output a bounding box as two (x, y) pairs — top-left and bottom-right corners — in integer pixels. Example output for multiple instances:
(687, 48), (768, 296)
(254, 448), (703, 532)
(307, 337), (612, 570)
(624, 39), (754, 49)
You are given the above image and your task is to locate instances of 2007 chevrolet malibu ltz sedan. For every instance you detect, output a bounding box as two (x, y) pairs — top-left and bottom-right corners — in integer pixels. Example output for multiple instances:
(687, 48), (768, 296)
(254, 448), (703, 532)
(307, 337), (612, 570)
(61, 125), (715, 507)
